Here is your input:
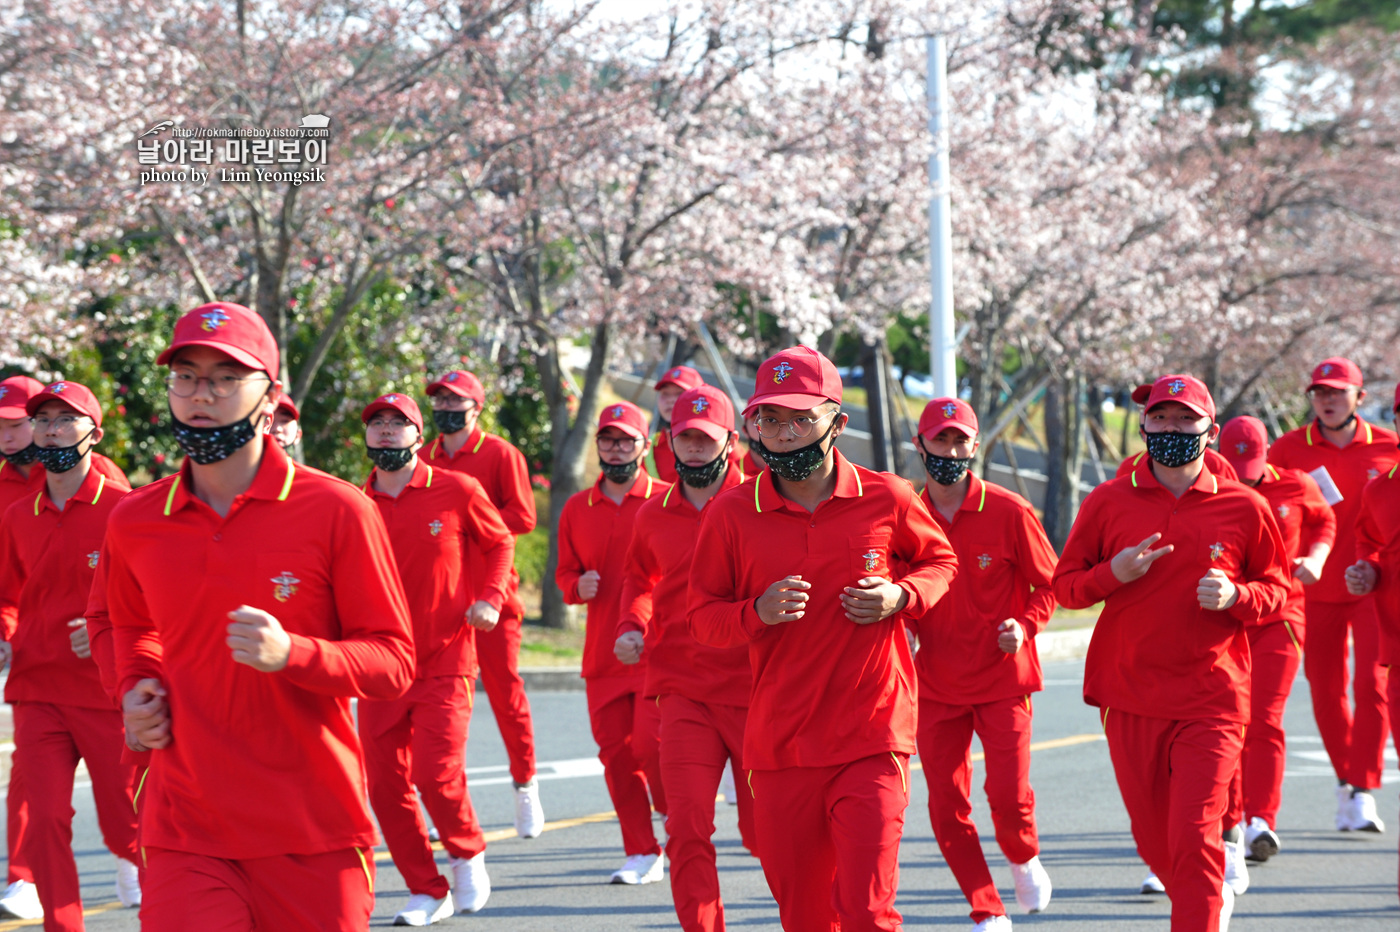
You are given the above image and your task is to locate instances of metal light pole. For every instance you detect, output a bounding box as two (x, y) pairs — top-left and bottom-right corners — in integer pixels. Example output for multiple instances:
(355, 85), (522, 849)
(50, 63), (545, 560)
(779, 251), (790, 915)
(927, 36), (956, 400)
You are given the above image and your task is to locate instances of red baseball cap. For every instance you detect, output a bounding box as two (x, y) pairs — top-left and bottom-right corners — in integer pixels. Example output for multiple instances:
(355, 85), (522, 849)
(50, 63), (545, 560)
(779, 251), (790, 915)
(743, 346), (843, 416)
(360, 392), (424, 432)
(1219, 416), (1269, 482)
(0, 375), (45, 420)
(157, 302), (280, 379)
(671, 385), (734, 442)
(1308, 357), (1362, 392)
(425, 370), (485, 406)
(27, 380), (104, 428)
(274, 391), (300, 421)
(597, 400), (649, 440)
(654, 366), (704, 393)
(1131, 374), (1215, 421)
(918, 397), (979, 441)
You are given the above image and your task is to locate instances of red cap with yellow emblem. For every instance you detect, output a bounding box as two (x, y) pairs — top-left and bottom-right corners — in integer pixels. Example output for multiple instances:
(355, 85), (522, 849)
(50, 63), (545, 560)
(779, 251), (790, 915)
(743, 346), (843, 417)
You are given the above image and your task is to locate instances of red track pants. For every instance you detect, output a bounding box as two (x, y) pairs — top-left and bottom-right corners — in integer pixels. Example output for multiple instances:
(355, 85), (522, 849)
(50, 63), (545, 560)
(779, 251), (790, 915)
(7, 760), (32, 886)
(658, 695), (757, 932)
(750, 752), (911, 932)
(140, 846), (374, 932)
(359, 675), (484, 900)
(1226, 621), (1302, 829)
(1385, 671), (1400, 899)
(12, 702), (137, 932)
(585, 677), (665, 858)
(475, 596), (537, 784)
(1104, 709), (1241, 932)
(1304, 597), (1389, 789)
(917, 695), (1039, 924)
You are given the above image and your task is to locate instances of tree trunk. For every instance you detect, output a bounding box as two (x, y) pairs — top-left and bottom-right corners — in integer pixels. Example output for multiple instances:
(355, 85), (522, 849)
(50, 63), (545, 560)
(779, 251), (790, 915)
(863, 339), (892, 472)
(1042, 370), (1085, 551)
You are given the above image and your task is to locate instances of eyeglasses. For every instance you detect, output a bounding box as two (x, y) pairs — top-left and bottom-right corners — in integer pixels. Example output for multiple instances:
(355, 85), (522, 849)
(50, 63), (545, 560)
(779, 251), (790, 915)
(597, 436), (639, 453)
(166, 372), (270, 398)
(31, 415), (92, 430)
(429, 394), (474, 411)
(753, 409), (839, 440)
(367, 416), (413, 430)
(1307, 386), (1352, 399)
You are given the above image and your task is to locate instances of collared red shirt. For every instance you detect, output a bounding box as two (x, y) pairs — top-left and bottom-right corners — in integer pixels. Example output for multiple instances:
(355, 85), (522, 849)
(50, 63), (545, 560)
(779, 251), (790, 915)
(913, 474), (1057, 705)
(1054, 459), (1291, 723)
(618, 467), (750, 705)
(1268, 416), (1398, 602)
(105, 440), (414, 859)
(362, 458), (514, 679)
(0, 463), (128, 709)
(1252, 464), (1336, 629)
(556, 471), (659, 681)
(1355, 464), (1400, 664)
(687, 450), (958, 770)
(0, 453), (130, 517)
(1115, 447), (1238, 482)
(425, 427), (537, 604)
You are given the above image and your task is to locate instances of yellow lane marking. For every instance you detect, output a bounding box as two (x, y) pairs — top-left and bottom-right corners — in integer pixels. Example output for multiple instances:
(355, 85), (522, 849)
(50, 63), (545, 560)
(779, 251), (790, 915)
(910, 731), (1105, 771)
(374, 809), (624, 862)
(0, 899), (125, 930)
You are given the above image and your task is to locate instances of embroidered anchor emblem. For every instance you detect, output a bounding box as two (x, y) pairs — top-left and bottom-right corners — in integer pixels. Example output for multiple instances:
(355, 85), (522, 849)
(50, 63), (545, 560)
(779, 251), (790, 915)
(773, 362), (794, 384)
(942, 402), (958, 418)
(978, 553), (992, 570)
(1168, 379), (1185, 395)
(1209, 542), (1224, 561)
(1368, 468), (1379, 480)
(862, 550), (880, 573)
(200, 308), (229, 332)
(692, 397), (710, 414)
(86, 551), (100, 569)
(445, 372), (459, 382)
(429, 520), (443, 536)
(1321, 364), (1333, 376)
(51, 382), (67, 394)
(612, 406), (623, 418)
(384, 394), (398, 403)
(271, 572), (300, 602)
(1277, 504), (1290, 519)
(1235, 442), (1249, 455)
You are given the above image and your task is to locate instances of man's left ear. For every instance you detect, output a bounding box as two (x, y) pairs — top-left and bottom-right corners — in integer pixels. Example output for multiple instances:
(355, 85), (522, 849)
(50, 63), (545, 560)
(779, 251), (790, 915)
(1207, 422), (1221, 442)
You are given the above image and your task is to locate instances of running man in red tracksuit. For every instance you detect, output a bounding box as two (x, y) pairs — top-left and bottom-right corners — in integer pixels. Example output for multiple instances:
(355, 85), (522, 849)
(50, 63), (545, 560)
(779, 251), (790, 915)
(422, 369), (544, 837)
(1116, 383), (1238, 481)
(1054, 374), (1290, 932)
(0, 380), (140, 932)
(645, 366), (704, 483)
(1218, 416), (1334, 869)
(556, 401), (668, 884)
(110, 302), (415, 931)
(617, 384), (758, 931)
(688, 346), (958, 931)
(909, 398), (1057, 932)
(1268, 357), (1397, 832)
(357, 391), (515, 924)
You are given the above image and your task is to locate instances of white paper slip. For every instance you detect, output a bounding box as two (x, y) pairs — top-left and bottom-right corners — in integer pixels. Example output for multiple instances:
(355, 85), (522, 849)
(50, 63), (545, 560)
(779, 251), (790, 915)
(1308, 466), (1344, 506)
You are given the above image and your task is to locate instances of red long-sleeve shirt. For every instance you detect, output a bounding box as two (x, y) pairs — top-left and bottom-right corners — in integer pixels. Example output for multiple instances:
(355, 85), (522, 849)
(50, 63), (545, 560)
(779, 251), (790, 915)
(1053, 460), (1291, 723)
(425, 428), (537, 607)
(1268, 417), (1398, 603)
(618, 469), (751, 707)
(556, 472), (659, 681)
(106, 441), (415, 859)
(1116, 448), (1239, 481)
(912, 475), (1057, 705)
(0, 464), (129, 710)
(1252, 464), (1336, 629)
(362, 459), (514, 679)
(687, 451), (958, 770)
(1354, 466), (1400, 665)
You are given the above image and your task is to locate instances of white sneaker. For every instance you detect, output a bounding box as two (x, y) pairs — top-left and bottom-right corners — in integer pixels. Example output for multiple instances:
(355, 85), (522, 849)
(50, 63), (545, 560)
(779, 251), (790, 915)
(1219, 880), (1234, 932)
(972, 916), (1013, 931)
(1244, 816), (1280, 862)
(513, 779), (545, 838)
(0, 879), (42, 920)
(115, 858), (141, 908)
(1140, 871), (1165, 894)
(393, 891), (454, 926)
(609, 853), (664, 885)
(1008, 855), (1051, 912)
(1348, 790), (1385, 833)
(1335, 783), (1355, 831)
(427, 825), (440, 843)
(450, 852), (490, 913)
(719, 760), (738, 805)
(1223, 835), (1248, 895)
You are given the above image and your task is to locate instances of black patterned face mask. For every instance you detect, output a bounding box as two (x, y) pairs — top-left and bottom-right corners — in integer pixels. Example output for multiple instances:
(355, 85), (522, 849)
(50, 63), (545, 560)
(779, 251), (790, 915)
(170, 405), (261, 465)
(35, 431), (95, 473)
(674, 448), (729, 488)
(1145, 429), (1208, 468)
(2, 443), (40, 466)
(755, 419), (836, 482)
(598, 458), (640, 485)
(432, 409), (468, 434)
(366, 445), (415, 472)
(923, 452), (973, 486)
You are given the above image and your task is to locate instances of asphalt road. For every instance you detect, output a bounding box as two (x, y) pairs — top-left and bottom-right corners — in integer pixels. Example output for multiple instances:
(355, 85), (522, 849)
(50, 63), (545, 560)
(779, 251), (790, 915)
(7, 658), (1398, 930)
